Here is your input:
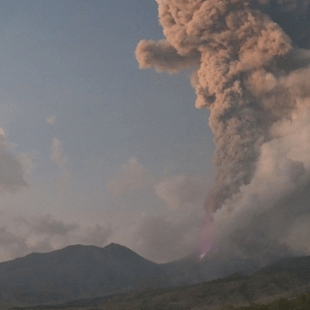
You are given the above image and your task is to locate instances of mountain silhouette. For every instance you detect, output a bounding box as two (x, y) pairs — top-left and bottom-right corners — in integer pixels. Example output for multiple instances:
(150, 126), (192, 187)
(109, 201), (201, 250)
(0, 243), (170, 307)
(0, 243), (309, 308)
(21, 253), (310, 310)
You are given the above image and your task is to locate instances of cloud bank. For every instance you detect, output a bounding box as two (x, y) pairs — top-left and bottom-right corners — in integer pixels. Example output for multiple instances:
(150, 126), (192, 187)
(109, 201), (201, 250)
(46, 116), (56, 125)
(155, 175), (203, 210)
(107, 157), (151, 196)
(50, 137), (66, 167)
(0, 215), (112, 262)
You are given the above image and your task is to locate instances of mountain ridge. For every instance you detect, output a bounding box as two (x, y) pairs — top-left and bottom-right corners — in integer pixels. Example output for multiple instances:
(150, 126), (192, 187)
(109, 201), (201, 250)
(14, 253), (310, 310)
(0, 243), (170, 307)
(0, 243), (309, 308)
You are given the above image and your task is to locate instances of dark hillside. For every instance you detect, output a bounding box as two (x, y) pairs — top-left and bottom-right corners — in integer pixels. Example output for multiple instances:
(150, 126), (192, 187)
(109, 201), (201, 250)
(15, 255), (310, 310)
(0, 245), (310, 309)
(0, 243), (170, 307)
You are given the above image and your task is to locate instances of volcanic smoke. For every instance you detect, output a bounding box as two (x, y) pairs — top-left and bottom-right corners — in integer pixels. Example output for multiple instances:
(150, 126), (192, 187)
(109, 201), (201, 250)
(136, 0), (310, 264)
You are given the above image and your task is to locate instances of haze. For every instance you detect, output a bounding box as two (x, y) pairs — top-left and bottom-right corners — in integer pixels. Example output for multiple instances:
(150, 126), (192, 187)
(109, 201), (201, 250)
(2, 0), (310, 268)
(0, 0), (214, 264)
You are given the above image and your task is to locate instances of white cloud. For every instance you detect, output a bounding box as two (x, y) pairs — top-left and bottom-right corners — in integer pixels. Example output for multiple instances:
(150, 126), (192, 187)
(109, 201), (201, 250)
(0, 225), (29, 261)
(107, 157), (151, 196)
(50, 137), (66, 167)
(18, 153), (35, 176)
(0, 135), (27, 193)
(27, 216), (113, 252)
(129, 213), (202, 263)
(25, 214), (79, 235)
(46, 116), (56, 125)
(0, 215), (113, 262)
(155, 175), (203, 210)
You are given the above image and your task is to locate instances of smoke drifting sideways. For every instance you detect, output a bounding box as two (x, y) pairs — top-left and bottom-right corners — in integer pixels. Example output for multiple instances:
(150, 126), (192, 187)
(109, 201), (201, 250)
(136, 0), (310, 265)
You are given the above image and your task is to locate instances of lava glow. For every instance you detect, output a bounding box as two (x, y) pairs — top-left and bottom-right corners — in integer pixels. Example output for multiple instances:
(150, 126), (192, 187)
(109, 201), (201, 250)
(198, 212), (217, 259)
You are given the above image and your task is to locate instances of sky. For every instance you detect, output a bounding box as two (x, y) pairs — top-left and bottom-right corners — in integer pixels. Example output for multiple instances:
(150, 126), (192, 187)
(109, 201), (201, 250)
(0, 0), (216, 263)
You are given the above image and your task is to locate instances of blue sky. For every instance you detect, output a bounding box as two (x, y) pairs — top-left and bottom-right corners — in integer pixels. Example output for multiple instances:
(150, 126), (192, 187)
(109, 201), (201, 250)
(0, 0), (215, 263)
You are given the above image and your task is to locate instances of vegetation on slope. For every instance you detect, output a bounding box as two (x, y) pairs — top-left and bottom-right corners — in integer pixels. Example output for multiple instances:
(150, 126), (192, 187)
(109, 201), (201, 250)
(10, 273), (310, 310)
(7, 254), (310, 310)
(222, 292), (310, 309)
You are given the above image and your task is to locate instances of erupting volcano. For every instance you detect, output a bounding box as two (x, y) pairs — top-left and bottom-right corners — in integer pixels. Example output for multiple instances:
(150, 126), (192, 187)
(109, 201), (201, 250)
(136, 0), (310, 264)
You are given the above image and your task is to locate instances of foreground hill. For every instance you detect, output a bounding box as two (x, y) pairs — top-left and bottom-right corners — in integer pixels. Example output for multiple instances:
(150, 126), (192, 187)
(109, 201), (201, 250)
(13, 255), (310, 310)
(0, 243), (170, 307)
(230, 293), (310, 309)
(0, 243), (310, 309)
(162, 252), (258, 285)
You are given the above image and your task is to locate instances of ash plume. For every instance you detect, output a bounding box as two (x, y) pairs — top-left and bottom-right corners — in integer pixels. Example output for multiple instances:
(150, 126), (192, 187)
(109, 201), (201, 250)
(136, 0), (310, 263)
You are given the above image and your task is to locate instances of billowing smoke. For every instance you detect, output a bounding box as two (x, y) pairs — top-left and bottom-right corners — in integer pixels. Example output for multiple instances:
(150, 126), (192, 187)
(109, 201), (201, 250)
(136, 0), (310, 264)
